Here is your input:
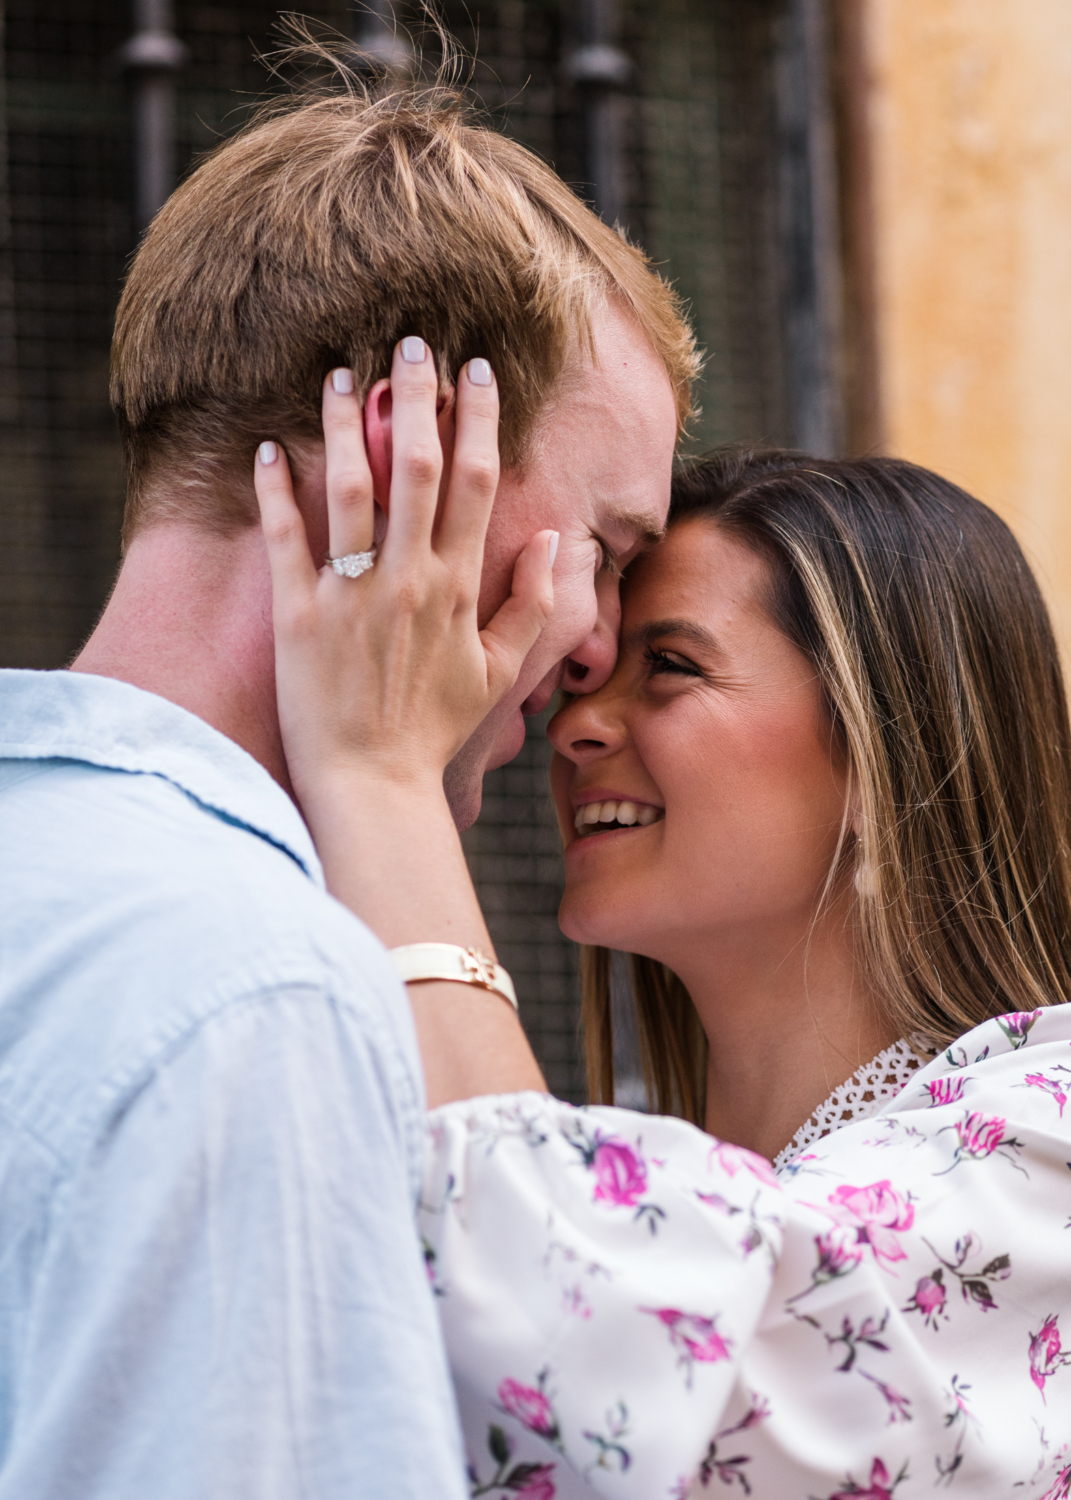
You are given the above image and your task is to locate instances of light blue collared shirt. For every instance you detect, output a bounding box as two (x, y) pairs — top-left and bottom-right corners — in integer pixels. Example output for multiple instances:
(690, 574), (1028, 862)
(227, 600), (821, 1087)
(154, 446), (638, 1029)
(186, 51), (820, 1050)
(0, 670), (467, 1499)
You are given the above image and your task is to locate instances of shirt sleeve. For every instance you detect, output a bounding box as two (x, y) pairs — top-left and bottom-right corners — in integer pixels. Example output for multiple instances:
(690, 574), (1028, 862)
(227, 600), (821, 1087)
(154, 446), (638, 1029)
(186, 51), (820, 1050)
(422, 1094), (793, 1498)
(1, 985), (468, 1500)
(421, 1075), (1071, 1498)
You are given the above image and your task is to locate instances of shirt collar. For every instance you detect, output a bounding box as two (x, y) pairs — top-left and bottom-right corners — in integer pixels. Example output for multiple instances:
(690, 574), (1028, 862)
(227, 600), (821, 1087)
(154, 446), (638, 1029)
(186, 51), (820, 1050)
(0, 669), (324, 885)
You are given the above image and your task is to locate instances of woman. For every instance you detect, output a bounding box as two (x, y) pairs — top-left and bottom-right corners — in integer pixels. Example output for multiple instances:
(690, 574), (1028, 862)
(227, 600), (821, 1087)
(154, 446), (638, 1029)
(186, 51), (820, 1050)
(254, 342), (1071, 1497)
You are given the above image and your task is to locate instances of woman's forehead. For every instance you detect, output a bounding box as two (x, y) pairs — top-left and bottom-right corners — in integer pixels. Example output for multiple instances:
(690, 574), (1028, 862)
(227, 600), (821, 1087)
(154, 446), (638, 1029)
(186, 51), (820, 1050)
(622, 519), (773, 626)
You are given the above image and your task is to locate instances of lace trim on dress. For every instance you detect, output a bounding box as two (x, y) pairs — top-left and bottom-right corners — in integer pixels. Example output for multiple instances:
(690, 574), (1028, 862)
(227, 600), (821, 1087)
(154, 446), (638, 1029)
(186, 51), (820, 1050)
(773, 1033), (936, 1174)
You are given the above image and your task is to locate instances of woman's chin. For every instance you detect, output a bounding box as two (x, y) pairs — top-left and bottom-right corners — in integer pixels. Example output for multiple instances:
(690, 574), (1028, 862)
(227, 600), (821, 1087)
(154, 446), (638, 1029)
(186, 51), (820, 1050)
(558, 893), (633, 950)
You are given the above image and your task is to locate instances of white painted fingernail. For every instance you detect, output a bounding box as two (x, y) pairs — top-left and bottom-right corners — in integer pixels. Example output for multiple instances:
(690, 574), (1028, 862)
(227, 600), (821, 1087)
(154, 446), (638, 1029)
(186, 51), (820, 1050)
(331, 367), (354, 395)
(401, 336), (426, 364)
(548, 531), (559, 568)
(258, 441), (278, 465)
(468, 357), (493, 387)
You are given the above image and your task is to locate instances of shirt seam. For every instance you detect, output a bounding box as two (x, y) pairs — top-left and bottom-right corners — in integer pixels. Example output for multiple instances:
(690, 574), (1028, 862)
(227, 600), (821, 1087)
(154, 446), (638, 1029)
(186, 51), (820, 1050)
(2, 965), (416, 1182)
(27, 978), (420, 1275)
(0, 751), (318, 882)
(7, 982), (422, 1460)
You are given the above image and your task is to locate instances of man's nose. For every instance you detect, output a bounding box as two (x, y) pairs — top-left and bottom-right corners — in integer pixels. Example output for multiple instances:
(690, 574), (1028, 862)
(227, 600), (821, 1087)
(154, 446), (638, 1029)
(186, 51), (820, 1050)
(561, 572), (620, 694)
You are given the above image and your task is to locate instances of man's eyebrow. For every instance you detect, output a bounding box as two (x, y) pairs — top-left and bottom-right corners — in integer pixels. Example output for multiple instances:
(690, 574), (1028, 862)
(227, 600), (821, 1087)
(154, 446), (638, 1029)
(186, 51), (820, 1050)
(631, 617), (725, 654)
(605, 508), (667, 547)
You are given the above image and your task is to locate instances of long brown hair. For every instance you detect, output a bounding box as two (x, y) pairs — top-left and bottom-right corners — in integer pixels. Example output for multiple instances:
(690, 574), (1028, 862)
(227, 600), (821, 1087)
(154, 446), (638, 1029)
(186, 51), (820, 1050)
(583, 448), (1071, 1123)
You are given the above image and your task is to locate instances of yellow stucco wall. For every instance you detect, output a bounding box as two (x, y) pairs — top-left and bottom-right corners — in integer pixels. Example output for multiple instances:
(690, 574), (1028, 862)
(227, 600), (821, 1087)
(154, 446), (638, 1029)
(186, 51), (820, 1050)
(864, 0), (1071, 662)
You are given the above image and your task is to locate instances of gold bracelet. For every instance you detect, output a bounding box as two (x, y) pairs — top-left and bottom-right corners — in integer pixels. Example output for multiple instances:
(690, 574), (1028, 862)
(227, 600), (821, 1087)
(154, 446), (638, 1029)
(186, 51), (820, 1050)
(388, 943), (518, 1011)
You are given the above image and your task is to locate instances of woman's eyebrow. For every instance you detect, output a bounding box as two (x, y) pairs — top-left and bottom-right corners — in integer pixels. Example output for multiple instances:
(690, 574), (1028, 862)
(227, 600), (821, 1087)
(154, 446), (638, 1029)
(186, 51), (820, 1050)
(635, 618), (724, 655)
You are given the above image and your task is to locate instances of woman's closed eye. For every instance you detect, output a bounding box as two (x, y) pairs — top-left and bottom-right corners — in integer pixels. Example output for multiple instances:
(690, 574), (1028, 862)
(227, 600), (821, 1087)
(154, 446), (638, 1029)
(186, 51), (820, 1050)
(643, 644), (703, 679)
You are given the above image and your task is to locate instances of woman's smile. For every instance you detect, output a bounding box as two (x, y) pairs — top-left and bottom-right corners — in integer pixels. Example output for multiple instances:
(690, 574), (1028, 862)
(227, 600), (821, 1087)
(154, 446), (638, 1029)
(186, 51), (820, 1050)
(549, 517), (849, 974)
(571, 795), (665, 835)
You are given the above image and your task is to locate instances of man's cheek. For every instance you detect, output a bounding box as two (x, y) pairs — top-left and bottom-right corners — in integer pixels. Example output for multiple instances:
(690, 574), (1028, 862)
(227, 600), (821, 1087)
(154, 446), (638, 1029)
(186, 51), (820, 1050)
(475, 548), (519, 631)
(594, 567), (623, 635)
(550, 564), (600, 659)
(485, 707), (527, 772)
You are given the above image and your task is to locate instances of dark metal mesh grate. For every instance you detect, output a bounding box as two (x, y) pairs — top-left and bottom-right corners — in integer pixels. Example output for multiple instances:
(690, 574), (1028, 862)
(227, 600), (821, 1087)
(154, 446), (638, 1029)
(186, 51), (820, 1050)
(0, 0), (829, 1102)
(1, 1), (131, 667)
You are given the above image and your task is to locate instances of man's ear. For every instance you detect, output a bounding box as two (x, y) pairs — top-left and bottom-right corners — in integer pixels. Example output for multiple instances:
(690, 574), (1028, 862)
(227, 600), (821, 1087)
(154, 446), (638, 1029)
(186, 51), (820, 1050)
(364, 374), (456, 514)
(364, 377), (392, 507)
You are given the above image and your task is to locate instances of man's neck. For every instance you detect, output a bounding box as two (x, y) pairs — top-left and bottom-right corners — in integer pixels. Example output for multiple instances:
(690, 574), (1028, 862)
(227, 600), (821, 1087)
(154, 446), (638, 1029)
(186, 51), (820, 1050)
(73, 523), (291, 793)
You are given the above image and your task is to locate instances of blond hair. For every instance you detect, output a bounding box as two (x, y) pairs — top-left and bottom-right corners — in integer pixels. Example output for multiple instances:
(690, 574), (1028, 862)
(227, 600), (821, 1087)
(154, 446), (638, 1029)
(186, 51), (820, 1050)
(584, 448), (1071, 1122)
(111, 53), (698, 542)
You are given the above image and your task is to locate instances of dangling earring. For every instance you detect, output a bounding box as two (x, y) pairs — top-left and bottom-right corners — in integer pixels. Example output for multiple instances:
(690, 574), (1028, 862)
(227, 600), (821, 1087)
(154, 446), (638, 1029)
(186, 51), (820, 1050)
(852, 831), (877, 898)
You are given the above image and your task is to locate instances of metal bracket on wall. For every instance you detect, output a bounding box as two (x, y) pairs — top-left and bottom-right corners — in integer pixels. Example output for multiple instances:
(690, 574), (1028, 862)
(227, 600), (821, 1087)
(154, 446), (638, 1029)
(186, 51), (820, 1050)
(354, 0), (414, 73)
(117, 0), (188, 234)
(774, 0), (845, 457)
(564, 0), (633, 231)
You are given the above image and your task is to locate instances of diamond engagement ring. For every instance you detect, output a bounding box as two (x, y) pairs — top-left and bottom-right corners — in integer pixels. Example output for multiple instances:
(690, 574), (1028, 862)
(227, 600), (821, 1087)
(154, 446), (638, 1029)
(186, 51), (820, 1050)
(328, 549), (377, 579)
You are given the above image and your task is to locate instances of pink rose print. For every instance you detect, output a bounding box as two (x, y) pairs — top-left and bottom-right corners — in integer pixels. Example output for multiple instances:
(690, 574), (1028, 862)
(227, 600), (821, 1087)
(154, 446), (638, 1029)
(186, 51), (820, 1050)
(903, 1233), (1010, 1322)
(707, 1139), (779, 1187)
(696, 1189), (737, 1214)
(562, 1123), (666, 1231)
(904, 1271), (947, 1328)
(1041, 1464), (1071, 1500)
(794, 1186), (914, 1302)
(814, 1225), (866, 1280)
(1025, 1070), (1071, 1117)
(1030, 1314), (1071, 1400)
(643, 1306), (733, 1387)
(925, 1077), (965, 1107)
(996, 1008), (1042, 1048)
(692, 1394), (771, 1493)
(864, 1375), (912, 1424)
(735, 1392), (771, 1429)
(826, 1457), (907, 1499)
(497, 1377), (560, 1443)
(591, 1140), (647, 1207)
(955, 1112), (1006, 1158)
(936, 1112), (1025, 1175)
(824, 1180), (915, 1267)
(472, 1423), (558, 1499)
(514, 1467), (556, 1500)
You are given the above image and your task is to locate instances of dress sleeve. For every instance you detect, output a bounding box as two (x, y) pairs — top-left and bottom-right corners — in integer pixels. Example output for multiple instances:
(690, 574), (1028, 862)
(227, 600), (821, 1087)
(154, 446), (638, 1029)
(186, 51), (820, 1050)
(422, 1072), (1071, 1499)
(4, 986), (467, 1500)
(422, 1094), (794, 1498)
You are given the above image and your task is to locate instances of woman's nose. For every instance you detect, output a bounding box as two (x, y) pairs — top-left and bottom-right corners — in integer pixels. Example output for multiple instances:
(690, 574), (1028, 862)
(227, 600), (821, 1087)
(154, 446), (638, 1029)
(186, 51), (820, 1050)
(547, 680), (628, 762)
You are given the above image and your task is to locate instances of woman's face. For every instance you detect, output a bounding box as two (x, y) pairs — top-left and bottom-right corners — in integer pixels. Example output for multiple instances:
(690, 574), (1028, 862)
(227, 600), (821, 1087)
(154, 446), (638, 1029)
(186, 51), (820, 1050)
(548, 518), (851, 967)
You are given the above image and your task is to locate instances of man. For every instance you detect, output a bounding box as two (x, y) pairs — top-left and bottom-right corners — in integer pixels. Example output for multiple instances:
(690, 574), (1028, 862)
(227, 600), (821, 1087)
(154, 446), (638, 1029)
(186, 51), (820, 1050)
(0, 68), (694, 1497)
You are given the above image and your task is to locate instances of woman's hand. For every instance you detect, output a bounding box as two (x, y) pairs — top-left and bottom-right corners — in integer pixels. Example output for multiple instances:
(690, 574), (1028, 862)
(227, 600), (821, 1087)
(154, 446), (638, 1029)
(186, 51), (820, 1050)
(254, 338), (556, 817)
(252, 338), (549, 1107)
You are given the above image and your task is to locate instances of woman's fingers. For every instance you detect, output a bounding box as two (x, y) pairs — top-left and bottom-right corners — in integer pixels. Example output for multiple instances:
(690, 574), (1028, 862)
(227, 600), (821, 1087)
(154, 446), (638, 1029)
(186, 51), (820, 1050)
(254, 440), (318, 609)
(439, 357), (501, 569)
(323, 368), (375, 563)
(383, 336), (444, 554)
(480, 529), (557, 698)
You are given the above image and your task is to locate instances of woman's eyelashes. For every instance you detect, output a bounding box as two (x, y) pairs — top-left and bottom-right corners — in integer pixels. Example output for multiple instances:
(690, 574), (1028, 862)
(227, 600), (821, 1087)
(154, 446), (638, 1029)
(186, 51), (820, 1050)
(643, 644), (703, 679)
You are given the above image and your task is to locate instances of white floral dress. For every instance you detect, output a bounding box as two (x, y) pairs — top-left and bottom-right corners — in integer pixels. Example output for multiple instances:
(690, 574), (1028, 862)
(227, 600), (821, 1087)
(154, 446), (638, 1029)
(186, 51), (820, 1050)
(421, 1005), (1071, 1500)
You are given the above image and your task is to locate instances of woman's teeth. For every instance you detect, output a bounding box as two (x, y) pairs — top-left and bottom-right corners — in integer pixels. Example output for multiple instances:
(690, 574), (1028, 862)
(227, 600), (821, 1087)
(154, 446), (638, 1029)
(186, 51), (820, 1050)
(573, 799), (662, 835)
